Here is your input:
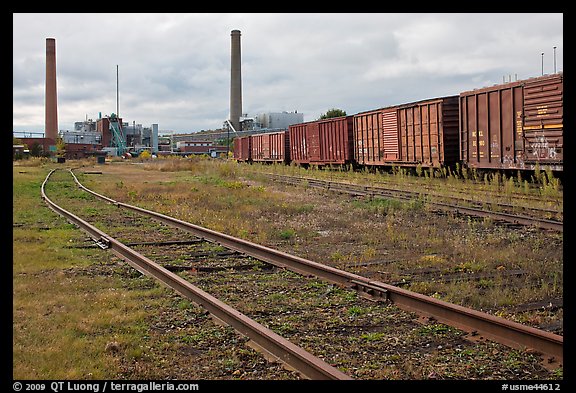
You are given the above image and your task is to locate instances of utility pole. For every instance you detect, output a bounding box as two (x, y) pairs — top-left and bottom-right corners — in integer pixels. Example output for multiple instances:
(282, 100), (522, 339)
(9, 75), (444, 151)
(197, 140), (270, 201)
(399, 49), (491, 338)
(116, 65), (119, 117)
(553, 46), (557, 73)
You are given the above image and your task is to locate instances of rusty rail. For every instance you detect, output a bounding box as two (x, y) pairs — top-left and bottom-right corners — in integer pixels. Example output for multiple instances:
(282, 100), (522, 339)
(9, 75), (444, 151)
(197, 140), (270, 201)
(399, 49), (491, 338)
(41, 169), (352, 380)
(268, 173), (563, 232)
(70, 171), (564, 365)
(66, 169), (563, 367)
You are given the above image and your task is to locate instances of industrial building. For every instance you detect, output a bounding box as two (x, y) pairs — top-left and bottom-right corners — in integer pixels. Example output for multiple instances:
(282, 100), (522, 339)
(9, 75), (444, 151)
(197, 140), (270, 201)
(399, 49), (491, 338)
(175, 140), (228, 157)
(244, 111), (304, 131)
(11, 37), (163, 161)
(224, 30), (304, 136)
(16, 115), (160, 160)
(14, 32), (302, 161)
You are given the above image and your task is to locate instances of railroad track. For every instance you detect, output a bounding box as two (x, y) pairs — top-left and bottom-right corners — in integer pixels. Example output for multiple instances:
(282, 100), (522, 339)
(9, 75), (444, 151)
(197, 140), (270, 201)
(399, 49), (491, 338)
(264, 173), (563, 232)
(348, 175), (562, 206)
(42, 169), (349, 380)
(41, 168), (562, 379)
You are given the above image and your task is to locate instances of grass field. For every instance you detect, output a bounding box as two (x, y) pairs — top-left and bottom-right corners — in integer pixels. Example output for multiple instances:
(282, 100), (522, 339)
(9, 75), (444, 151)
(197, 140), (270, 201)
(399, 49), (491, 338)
(13, 163), (172, 379)
(12, 156), (563, 379)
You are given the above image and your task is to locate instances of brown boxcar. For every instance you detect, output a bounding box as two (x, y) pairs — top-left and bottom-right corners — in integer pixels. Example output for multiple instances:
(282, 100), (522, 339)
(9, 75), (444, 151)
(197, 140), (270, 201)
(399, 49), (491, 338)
(289, 122), (316, 164)
(250, 131), (289, 163)
(233, 135), (251, 162)
(459, 72), (563, 171)
(289, 116), (354, 165)
(353, 96), (459, 168)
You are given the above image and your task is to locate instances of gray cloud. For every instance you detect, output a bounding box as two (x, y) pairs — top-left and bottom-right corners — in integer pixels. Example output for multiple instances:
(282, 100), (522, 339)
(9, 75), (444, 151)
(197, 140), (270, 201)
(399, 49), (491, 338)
(13, 12), (563, 133)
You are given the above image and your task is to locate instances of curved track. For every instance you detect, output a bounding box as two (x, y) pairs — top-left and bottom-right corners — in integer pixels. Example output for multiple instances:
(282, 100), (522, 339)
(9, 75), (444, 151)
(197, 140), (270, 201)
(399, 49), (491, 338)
(41, 168), (563, 376)
(41, 168), (351, 380)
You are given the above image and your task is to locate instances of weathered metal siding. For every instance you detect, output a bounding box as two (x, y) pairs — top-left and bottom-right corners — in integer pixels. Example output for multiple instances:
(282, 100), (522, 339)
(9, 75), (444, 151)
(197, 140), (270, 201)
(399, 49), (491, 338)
(459, 73), (563, 170)
(251, 131), (288, 163)
(288, 121), (320, 164)
(233, 136), (251, 162)
(353, 109), (385, 165)
(382, 109), (399, 161)
(397, 96), (459, 166)
(290, 117), (354, 165)
(354, 96), (459, 167)
(317, 116), (354, 164)
(289, 123), (308, 163)
(460, 80), (524, 169)
(307, 122), (321, 163)
(522, 74), (563, 168)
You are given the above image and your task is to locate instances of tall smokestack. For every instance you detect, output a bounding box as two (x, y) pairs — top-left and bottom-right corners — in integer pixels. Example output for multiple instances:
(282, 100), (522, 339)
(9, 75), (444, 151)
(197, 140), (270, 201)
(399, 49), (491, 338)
(45, 38), (58, 142)
(229, 30), (242, 132)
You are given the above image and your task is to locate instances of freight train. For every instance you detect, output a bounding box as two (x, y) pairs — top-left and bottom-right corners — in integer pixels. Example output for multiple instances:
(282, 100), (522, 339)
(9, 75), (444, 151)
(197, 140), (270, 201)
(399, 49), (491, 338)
(233, 72), (563, 173)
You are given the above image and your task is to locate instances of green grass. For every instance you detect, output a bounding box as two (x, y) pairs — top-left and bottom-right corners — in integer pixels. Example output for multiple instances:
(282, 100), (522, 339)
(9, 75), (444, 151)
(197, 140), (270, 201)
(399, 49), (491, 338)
(278, 228), (296, 240)
(14, 157), (562, 379)
(12, 164), (171, 379)
(112, 157), (561, 313)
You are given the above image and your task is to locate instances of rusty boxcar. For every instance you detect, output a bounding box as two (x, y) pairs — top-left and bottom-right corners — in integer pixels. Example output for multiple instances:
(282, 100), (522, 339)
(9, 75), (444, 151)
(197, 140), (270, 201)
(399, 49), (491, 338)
(233, 135), (251, 162)
(459, 72), (563, 171)
(289, 116), (354, 166)
(250, 130), (290, 163)
(353, 96), (460, 168)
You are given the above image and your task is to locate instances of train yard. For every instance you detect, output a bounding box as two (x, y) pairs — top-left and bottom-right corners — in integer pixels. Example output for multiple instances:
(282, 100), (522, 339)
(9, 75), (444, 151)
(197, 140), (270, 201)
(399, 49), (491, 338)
(234, 73), (563, 173)
(13, 158), (563, 380)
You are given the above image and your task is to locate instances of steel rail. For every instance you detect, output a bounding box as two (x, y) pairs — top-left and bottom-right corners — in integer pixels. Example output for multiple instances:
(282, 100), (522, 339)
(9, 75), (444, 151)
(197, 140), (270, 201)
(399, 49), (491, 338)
(268, 174), (563, 232)
(41, 169), (352, 380)
(68, 169), (563, 367)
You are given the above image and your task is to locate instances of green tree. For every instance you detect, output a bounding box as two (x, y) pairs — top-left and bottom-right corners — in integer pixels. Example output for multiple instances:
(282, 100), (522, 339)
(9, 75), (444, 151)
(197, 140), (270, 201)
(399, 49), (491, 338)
(319, 108), (347, 120)
(30, 142), (43, 157)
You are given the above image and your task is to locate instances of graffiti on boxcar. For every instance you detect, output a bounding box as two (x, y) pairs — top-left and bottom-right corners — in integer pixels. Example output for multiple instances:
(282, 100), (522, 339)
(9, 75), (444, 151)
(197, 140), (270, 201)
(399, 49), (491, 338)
(529, 135), (557, 160)
(502, 154), (514, 167)
(501, 154), (526, 169)
(490, 138), (500, 159)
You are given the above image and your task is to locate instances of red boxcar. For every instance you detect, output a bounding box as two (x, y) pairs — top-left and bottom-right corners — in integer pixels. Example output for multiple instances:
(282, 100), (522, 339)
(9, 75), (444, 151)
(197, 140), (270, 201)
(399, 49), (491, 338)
(459, 72), (563, 171)
(353, 96), (459, 168)
(289, 116), (354, 165)
(250, 131), (289, 163)
(233, 136), (251, 162)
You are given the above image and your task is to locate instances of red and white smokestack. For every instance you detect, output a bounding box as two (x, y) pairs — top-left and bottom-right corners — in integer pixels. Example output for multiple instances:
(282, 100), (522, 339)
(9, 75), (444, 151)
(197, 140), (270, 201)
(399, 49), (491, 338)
(229, 30), (242, 132)
(45, 38), (58, 142)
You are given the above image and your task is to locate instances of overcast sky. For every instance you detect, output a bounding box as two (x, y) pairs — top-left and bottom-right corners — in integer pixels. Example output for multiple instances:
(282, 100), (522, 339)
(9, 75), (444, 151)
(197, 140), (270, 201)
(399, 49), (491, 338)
(13, 13), (563, 135)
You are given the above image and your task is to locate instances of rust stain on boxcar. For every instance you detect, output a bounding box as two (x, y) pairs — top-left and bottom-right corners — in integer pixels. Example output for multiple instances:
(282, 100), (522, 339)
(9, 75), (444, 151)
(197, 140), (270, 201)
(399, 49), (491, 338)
(354, 96), (459, 168)
(459, 73), (563, 170)
(233, 136), (251, 162)
(289, 116), (354, 165)
(250, 131), (289, 163)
